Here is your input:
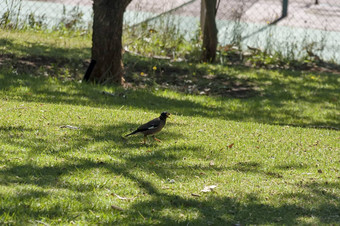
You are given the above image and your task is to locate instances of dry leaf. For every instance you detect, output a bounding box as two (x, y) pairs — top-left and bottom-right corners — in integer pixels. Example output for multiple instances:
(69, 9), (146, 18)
(191, 193), (201, 197)
(111, 204), (124, 211)
(228, 143), (234, 149)
(201, 185), (217, 193)
(114, 194), (128, 200)
(209, 161), (215, 166)
(60, 125), (79, 130)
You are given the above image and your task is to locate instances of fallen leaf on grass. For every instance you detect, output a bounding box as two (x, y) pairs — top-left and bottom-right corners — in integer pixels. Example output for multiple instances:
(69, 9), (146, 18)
(209, 161), (215, 166)
(228, 143), (234, 149)
(191, 193), (201, 197)
(59, 125), (79, 130)
(111, 204), (124, 211)
(201, 185), (217, 193)
(114, 194), (130, 200)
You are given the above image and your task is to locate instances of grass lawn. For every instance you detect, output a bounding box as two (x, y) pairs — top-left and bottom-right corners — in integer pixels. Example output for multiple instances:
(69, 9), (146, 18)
(0, 29), (339, 225)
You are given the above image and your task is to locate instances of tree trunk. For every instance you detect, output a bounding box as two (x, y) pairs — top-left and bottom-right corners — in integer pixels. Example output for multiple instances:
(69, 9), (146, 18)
(90, 0), (131, 84)
(201, 0), (218, 63)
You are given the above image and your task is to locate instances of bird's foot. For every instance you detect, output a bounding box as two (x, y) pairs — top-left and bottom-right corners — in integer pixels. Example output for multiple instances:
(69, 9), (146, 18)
(142, 136), (147, 145)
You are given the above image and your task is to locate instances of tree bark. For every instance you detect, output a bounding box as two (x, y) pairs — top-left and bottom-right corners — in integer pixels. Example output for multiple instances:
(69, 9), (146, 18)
(90, 0), (131, 85)
(201, 0), (218, 63)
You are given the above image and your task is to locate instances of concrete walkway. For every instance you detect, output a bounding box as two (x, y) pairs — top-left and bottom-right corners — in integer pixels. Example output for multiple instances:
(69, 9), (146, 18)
(0, 0), (339, 63)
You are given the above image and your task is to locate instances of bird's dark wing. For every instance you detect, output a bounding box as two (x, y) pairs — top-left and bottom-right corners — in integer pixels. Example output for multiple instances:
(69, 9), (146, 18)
(137, 117), (161, 132)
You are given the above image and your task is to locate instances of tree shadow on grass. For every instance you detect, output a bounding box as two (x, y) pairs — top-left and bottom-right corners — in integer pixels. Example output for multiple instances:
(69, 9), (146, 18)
(0, 38), (90, 61)
(1, 151), (339, 224)
(0, 70), (226, 120)
(1, 31), (339, 225)
(0, 121), (184, 161)
(0, 38), (90, 80)
(1, 37), (340, 128)
(1, 69), (339, 129)
(1, 121), (339, 224)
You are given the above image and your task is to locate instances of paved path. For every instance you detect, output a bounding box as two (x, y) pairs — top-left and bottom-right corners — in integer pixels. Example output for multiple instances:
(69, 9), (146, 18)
(20, 0), (340, 31)
(1, 0), (339, 63)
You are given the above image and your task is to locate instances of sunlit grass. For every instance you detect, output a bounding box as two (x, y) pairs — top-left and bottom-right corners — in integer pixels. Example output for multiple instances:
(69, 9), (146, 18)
(0, 29), (91, 58)
(0, 29), (339, 225)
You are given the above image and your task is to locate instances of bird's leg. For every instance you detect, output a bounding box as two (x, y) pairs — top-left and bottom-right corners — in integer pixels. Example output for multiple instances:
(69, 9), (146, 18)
(143, 135), (146, 144)
(153, 135), (162, 142)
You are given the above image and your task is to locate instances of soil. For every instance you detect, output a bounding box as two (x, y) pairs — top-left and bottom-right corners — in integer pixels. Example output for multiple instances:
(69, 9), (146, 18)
(1, 53), (339, 99)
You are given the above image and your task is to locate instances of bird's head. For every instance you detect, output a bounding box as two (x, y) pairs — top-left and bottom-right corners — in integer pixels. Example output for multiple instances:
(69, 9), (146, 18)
(160, 112), (171, 119)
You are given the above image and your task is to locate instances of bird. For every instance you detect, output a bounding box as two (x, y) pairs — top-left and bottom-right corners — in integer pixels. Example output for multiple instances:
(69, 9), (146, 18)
(125, 112), (170, 144)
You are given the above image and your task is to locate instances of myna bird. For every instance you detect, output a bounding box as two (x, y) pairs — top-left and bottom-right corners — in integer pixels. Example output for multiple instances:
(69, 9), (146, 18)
(125, 112), (170, 144)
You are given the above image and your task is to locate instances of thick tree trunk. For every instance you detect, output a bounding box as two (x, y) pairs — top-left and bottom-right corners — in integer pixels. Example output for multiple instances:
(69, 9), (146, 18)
(201, 0), (218, 63)
(90, 0), (131, 84)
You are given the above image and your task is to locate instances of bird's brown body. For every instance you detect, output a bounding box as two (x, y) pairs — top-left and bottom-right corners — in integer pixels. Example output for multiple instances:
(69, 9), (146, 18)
(125, 112), (170, 144)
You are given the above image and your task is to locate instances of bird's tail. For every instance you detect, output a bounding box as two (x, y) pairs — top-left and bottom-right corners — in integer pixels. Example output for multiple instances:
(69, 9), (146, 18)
(125, 130), (138, 137)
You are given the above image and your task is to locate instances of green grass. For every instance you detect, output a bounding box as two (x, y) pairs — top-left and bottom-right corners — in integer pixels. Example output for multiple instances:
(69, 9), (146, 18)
(0, 29), (339, 225)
